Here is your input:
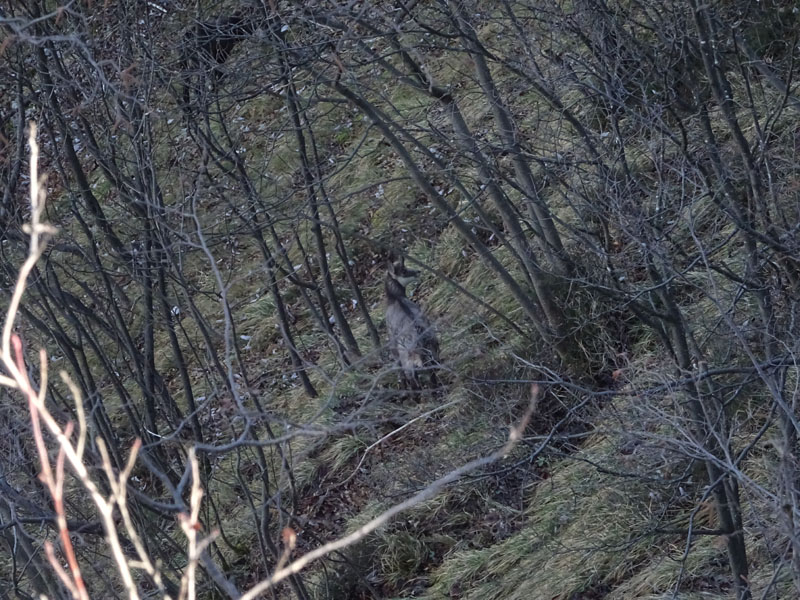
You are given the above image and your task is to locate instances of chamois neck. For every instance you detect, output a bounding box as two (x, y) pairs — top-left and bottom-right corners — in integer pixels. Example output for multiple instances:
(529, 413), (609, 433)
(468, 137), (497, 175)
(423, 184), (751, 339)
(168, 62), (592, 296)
(385, 275), (407, 301)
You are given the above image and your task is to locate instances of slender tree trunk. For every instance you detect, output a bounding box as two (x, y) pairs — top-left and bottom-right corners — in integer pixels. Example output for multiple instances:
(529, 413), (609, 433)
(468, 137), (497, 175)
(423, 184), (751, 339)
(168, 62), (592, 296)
(332, 79), (580, 364)
(284, 74), (361, 359)
(447, 0), (573, 278)
(303, 111), (382, 350)
(649, 256), (751, 600)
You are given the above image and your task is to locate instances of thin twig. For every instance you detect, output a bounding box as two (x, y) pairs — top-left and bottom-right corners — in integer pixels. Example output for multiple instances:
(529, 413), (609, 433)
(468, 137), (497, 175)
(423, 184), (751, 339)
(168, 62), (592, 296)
(240, 385), (541, 599)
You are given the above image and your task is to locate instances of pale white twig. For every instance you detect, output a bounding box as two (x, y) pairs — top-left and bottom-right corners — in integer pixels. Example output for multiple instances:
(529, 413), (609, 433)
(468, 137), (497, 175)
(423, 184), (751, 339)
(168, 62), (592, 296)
(178, 449), (216, 600)
(1, 123), (57, 380)
(0, 123), (146, 600)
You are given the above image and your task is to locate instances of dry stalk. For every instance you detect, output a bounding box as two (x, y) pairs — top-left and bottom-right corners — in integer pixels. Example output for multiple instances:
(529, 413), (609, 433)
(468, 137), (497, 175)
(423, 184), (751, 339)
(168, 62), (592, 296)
(0, 123), (213, 599)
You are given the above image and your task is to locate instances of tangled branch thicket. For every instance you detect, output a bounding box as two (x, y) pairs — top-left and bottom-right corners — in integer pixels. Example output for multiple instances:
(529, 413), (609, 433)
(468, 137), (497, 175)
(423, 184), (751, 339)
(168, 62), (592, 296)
(1, 0), (800, 598)
(2, 122), (538, 599)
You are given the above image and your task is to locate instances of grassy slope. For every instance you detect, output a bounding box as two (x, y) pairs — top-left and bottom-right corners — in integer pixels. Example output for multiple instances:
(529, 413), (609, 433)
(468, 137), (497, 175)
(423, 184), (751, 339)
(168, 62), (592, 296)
(159, 11), (794, 599)
(16, 3), (797, 598)
(276, 16), (794, 600)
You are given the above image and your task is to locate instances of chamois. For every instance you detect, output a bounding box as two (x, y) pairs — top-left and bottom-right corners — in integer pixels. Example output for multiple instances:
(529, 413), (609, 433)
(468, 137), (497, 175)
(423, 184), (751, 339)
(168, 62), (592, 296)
(385, 254), (440, 390)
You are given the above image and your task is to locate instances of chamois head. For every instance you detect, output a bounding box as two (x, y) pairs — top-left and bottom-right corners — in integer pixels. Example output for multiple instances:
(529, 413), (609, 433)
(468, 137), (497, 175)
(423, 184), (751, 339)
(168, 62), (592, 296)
(386, 254), (419, 291)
